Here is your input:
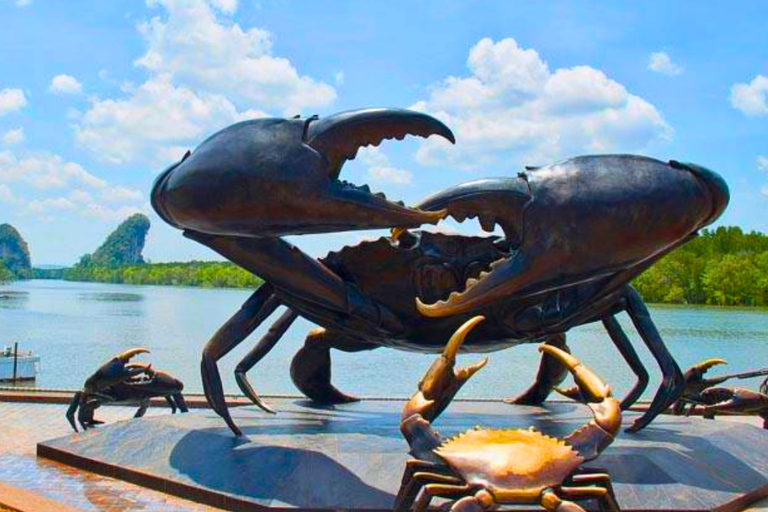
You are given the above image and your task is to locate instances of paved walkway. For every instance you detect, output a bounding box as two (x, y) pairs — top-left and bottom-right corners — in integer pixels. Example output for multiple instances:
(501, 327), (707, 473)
(0, 401), (216, 511)
(2, 399), (768, 511)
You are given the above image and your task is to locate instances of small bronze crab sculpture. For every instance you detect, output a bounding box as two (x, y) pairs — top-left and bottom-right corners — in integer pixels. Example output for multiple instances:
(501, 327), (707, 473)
(396, 316), (621, 512)
(671, 358), (768, 416)
(151, 107), (729, 435)
(66, 348), (188, 432)
(698, 386), (768, 429)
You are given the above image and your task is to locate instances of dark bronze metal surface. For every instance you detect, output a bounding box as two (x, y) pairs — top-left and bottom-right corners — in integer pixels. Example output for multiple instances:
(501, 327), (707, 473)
(150, 107), (731, 435)
(66, 348), (188, 432)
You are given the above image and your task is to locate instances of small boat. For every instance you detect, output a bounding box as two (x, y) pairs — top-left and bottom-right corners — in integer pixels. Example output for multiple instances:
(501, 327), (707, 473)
(0, 346), (40, 382)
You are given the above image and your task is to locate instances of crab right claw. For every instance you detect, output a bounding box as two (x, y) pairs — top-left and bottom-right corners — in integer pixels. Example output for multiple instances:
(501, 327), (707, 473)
(84, 348), (151, 393)
(688, 358), (727, 380)
(541, 345), (622, 461)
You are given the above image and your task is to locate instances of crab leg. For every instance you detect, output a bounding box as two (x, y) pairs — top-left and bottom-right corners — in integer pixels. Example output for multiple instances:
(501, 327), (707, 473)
(623, 286), (684, 432)
(414, 484), (477, 512)
(201, 284), (279, 436)
(290, 328), (372, 404)
(235, 308), (299, 413)
(184, 231), (402, 332)
(602, 315), (649, 410)
(174, 392), (189, 412)
(134, 399), (150, 418)
(395, 460), (454, 512)
(165, 395), (177, 414)
(66, 391), (83, 432)
(509, 333), (570, 405)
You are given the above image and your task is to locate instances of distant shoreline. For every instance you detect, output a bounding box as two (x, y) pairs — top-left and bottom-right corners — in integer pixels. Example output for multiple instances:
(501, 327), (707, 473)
(31, 261), (263, 289)
(11, 269), (767, 309)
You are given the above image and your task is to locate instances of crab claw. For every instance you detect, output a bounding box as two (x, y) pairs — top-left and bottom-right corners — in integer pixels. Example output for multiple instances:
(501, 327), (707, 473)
(685, 358), (727, 380)
(541, 345), (621, 461)
(117, 347), (150, 361)
(415, 156), (730, 317)
(152, 108), (453, 238)
(84, 348), (151, 393)
(402, 316), (488, 424)
(700, 387), (768, 415)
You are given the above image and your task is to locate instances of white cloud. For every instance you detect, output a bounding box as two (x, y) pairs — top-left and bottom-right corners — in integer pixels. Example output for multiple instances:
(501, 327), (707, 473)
(0, 150), (106, 189)
(368, 166), (413, 185)
(49, 74), (83, 95)
(28, 197), (76, 213)
(0, 184), (17, 203)
(209, 0), (237, 15)
(759, 156), (768, 197)
(75, 74), (259, 165)
(2, 127), (24, 145)
(100, 185), (144, 203)
(334, 71), (345, 86)
(76, 0), (333, 166)
(411, 38), (672, 169)
(0, 145), (146, 222)
(358, 147), (413, 185)
(731, 75), (768, 117)
(0, 88), (27, 116)
(647, 52), (683, 76)
(758, 155), (768, 172)
(82, 202), (147, 221)
(2, 0), (31, 7)
(135, 0), (336, 113)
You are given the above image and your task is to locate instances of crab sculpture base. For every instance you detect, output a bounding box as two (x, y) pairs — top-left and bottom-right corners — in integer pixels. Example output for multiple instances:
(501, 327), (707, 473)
(38, 399), (768, 512)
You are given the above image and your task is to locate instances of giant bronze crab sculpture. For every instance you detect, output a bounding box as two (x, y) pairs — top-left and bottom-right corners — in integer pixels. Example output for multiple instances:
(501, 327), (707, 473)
(66, 348), (188, 432)
(151, 107), (729, 435)
(396, 316), (621, 512)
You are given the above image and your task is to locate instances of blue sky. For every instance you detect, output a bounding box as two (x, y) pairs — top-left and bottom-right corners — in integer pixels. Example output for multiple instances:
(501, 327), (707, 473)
(0, 0), (766, 265)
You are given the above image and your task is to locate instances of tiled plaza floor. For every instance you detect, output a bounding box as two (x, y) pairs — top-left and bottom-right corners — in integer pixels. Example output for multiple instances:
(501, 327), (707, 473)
(0, 401), (217, 511)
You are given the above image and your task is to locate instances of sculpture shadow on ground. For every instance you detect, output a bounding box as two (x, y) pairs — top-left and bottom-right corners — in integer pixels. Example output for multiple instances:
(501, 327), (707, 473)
(169, 426), (397, 509)
(165, 401), (768, 510)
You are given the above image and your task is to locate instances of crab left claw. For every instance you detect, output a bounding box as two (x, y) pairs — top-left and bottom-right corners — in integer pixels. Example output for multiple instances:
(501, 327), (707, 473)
(402, 315), (488, 424)
(152, 108), (453, 238)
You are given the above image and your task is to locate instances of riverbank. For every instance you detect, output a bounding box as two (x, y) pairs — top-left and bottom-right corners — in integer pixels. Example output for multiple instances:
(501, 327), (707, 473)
(34, 261), (263, 289)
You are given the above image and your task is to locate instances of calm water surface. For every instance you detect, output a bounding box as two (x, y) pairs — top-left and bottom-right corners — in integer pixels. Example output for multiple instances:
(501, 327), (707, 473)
(2, 280), (768, 400)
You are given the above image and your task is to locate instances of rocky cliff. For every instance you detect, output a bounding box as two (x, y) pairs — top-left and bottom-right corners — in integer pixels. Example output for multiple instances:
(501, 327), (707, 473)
(85, 214), (150, 267)
(0, 223), (31, 277)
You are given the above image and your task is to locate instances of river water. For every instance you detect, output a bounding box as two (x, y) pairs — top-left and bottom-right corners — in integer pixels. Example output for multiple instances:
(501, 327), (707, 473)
(2, 280), (768, 400)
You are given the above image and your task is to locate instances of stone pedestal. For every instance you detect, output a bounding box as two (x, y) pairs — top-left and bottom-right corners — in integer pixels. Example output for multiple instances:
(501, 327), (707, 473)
(37, 399), (768, 511)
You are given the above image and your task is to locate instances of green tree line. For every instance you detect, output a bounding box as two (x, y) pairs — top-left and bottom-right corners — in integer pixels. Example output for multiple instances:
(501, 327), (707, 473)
(0, 261), (14, 283)
(633, 226), (768, 306)
(60, 261), (263, 288)
(22, 226), (768, 305)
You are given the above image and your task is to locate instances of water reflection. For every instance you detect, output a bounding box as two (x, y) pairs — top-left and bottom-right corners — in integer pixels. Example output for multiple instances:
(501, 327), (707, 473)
(77, 292), (144, 303)
(0, 290), (28, 309)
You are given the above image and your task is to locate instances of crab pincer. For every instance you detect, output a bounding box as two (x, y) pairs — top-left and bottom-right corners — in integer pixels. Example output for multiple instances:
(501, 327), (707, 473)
(83, 347), (151, 393)
(402, 315), (488, 424)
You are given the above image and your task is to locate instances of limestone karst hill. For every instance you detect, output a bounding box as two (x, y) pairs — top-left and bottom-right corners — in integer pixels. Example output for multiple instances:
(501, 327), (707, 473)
(80, 213), (150, 267)
(0, 223), (31, 278)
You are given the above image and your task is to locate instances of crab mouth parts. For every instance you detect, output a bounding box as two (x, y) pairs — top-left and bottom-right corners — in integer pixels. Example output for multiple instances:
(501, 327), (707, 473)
(423, 212), (516, 302)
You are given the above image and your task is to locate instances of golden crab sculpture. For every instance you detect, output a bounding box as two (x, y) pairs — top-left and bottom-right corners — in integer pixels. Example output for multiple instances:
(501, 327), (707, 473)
(396, 316), (622, 512)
